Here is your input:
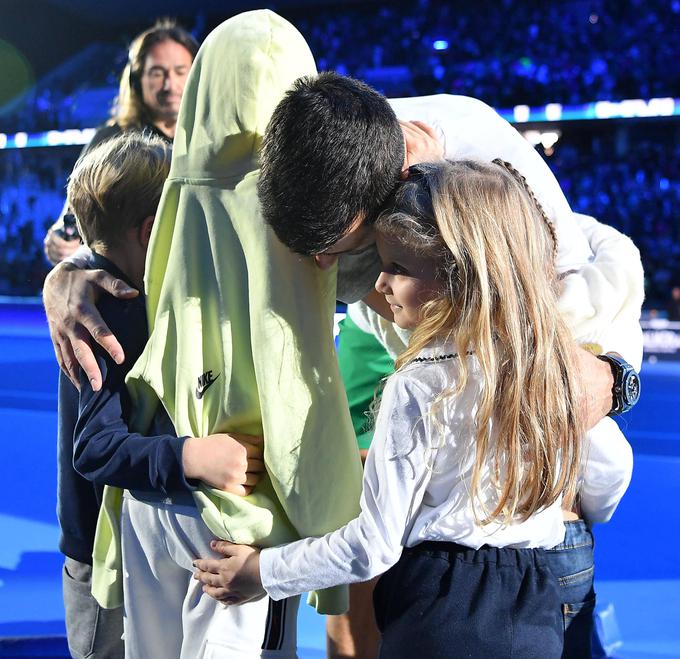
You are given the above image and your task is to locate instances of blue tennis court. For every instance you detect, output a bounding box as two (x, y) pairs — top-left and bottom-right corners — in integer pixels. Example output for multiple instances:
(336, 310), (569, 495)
(0, 302), (678, 658)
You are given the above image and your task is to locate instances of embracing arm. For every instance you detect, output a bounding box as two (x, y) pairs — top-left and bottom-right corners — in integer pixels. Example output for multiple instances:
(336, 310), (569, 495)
(579, 418), (633, 525)
(194, 374), (433, 603)
(74, 349), (264, 495)
(43, 257), (137, 390)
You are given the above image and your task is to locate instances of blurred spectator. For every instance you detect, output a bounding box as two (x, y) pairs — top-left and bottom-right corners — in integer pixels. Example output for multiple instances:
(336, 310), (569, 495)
(543, 123), (680, 307)
(669, 287), (680, 321)
(43, 19), (198, 265)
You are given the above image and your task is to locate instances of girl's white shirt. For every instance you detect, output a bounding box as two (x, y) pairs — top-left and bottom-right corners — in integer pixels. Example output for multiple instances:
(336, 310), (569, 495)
(261, 345), (569, 602)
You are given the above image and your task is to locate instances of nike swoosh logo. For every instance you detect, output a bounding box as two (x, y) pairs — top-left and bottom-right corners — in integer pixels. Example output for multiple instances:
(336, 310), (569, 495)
(195, 372), (220, 399)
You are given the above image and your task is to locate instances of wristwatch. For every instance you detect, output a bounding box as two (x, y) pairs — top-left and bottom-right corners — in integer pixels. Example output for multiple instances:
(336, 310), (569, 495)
(596, 353), (641, 416)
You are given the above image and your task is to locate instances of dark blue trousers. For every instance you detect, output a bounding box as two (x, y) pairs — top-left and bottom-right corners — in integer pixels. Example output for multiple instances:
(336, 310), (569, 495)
(373, 541), (563, 659)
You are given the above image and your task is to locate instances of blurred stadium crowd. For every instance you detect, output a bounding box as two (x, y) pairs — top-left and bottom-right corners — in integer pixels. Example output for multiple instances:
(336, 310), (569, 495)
(0, 0), (678, 308)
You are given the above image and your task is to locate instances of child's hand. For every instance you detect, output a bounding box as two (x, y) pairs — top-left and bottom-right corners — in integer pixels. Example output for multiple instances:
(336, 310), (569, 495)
(182, 433), (265, 495)
(193, 540), (264, 605)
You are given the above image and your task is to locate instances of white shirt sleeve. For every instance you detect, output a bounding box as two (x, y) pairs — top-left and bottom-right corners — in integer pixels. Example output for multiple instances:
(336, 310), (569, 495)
(559, 213), (645, 370)
(389, 94), (592, 272)
(260, 373), (434, 601)
(580, 418), (633, 525)
(347, 301), (410, 359)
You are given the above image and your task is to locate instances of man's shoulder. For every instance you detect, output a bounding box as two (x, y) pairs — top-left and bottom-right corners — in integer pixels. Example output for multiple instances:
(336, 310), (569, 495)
(389, 94), (496, 121)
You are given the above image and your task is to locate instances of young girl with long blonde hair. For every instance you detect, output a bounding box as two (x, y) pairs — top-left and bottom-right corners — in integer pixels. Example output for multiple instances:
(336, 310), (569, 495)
(194, 159), (587, 657)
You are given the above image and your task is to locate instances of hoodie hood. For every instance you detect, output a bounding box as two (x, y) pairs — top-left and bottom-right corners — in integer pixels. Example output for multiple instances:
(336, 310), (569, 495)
(171, 9), (316, 181)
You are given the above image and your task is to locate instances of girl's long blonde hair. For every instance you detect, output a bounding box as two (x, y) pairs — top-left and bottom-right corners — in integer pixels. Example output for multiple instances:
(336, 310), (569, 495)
(375, 159), (582, 525)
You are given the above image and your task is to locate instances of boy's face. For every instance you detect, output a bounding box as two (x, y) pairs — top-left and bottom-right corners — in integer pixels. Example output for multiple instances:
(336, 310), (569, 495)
(374, 233), (441, 330)
(141, 40), (193, 124)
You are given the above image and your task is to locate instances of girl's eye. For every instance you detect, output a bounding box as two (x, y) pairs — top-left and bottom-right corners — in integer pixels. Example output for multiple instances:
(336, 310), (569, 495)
(391, 263), (409, 276)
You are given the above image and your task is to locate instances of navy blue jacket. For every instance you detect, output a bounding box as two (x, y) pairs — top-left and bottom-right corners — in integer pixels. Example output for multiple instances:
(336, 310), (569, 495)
(56, 253), (193, 564)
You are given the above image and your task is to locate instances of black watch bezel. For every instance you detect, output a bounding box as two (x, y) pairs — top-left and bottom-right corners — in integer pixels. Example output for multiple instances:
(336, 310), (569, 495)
(597, 353), (641, 416)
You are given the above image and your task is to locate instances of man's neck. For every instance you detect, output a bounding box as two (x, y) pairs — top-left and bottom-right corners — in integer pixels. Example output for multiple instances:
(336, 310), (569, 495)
(152, 118), (177, 139)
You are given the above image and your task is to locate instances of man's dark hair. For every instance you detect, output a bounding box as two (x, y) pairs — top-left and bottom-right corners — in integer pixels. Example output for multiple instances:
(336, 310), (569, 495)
(258, 72), (405, 255)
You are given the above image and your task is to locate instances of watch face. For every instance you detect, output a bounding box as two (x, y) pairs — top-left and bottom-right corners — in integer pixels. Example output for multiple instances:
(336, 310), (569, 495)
(625, 372), (641, 404)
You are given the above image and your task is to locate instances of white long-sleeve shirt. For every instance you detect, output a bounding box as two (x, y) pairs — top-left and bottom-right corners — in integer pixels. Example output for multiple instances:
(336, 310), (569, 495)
(261, 347), (570, 601)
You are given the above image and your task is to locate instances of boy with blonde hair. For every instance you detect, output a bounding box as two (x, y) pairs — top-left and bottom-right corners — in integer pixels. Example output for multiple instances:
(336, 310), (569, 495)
(57, 132), (262, 658)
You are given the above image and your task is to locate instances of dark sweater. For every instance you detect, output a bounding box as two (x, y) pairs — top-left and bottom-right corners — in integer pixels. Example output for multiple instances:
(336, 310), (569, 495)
(56, 253), (192, 564)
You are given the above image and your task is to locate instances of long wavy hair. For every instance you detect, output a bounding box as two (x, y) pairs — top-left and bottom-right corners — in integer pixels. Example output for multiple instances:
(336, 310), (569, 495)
(375, 159), (582, 524)
(109, 19), (199, 130)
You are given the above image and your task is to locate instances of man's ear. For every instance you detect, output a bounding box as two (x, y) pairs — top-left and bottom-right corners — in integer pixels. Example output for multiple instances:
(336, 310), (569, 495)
(139, 215), (155, 249)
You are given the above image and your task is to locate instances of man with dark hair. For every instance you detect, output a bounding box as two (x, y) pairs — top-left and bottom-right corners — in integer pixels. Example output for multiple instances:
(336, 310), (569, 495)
(254, 71), (643, 659)
(43, 19), (199, 264)
(258, 72), (404, 256)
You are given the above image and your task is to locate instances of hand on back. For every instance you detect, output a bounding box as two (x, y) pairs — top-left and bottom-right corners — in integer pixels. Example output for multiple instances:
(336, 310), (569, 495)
(399, 120), (445, 177)
(43, 262), (138, 390)
(182, 433), (265, 495)
(193, 540), (264, 605)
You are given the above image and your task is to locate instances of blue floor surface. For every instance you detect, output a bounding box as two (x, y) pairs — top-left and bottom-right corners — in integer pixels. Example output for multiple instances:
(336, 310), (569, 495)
(0, 303), (678, 657)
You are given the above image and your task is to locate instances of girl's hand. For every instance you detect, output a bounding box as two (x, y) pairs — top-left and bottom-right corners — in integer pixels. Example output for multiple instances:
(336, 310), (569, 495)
(182, 434), (265, 495)
(193, 540), (264, 605)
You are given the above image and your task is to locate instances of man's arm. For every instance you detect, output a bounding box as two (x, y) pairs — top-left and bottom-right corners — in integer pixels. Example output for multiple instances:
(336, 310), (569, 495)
(579, 418), (633, 525)
(43, 261), (137, 390)
(390, 95), (592, 272)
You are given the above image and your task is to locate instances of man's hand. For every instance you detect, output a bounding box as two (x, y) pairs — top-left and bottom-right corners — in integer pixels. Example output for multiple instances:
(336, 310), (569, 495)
(400, 120), (445, 177)
(193, 541), (264, 605)
(182, 434), (265, 494)
(44, 227), (82, 265)
(43, 262), (138, 390)
(573, 346), (615, 430)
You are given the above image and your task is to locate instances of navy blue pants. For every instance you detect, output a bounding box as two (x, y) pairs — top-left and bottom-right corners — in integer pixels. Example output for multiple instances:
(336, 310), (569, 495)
(373, 541), (563, 659)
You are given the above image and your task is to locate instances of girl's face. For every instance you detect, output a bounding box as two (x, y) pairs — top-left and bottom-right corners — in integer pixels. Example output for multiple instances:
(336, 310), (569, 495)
(375, 234), (442, 330)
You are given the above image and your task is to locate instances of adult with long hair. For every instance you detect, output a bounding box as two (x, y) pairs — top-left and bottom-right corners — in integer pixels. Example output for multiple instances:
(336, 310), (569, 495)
(43, 19), (198, 264)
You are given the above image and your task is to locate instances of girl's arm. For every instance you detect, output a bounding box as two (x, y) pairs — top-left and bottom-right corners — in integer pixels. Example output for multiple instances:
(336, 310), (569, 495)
(195, 372), (435, 602)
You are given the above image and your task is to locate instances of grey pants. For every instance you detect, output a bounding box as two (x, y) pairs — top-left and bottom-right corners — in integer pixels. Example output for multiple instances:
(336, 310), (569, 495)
(63, 557), (124, 659)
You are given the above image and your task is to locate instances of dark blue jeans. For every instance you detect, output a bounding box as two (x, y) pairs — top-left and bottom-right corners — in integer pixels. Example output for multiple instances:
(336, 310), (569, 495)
(373, 541), (563, 659)
(544, 520), (596, 659)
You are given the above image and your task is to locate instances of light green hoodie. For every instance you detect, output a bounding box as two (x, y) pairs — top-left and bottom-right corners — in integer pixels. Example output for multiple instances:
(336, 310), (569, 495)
(92, 10), (363, 614)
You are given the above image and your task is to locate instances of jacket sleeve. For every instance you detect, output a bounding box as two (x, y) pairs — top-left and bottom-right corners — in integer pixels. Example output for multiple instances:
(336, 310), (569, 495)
(432, 95), (593, 273)
(559, 213), (644, 369)
(580, 418), (633, 525)
(73, 350), (194, 494)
